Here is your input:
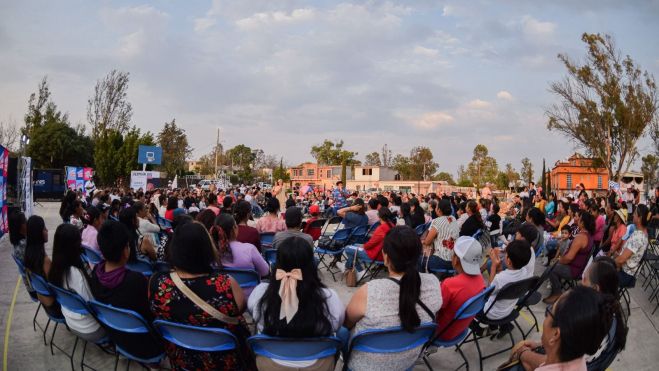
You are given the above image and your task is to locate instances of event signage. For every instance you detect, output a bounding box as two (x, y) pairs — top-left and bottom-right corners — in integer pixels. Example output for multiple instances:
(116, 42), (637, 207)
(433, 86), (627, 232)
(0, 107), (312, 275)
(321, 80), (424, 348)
(0, 145), (7, 232)
(65, 166), (95, 195)
(130, 171), (161, 191)
(138, 145), (163, 165)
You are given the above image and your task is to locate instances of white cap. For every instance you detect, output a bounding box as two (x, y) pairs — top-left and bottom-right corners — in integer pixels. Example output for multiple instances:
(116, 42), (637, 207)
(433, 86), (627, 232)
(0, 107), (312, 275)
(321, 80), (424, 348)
(453, 236), (483, 275)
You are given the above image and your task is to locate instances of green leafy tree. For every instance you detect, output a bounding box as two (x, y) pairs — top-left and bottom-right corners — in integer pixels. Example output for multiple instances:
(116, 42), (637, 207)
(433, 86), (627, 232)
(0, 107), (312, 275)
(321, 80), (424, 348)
(466, 144), (498, 186)
(521, 157), (534, 184)
(496, 172), (509, 190)
(392, 154), (412, 180)
(94, 130), (123, 185)
(641, 154), (658, 193)
(273, 157), (291, 183)
(547, 33), (658, 180)
(433, 171), (455, 185)
(158, 119), (192, 178)
(381, 144), (393, 167)
(226, 144), (256, 183)
(364, 152), (381, 166)
(504, 163), (520, 185)
(23, 77), (94, 168)
(310, 139), (358, 184)
(541, 159), (547, 192)
(457, 165), (471, 187)
(409, 146), (438, 180)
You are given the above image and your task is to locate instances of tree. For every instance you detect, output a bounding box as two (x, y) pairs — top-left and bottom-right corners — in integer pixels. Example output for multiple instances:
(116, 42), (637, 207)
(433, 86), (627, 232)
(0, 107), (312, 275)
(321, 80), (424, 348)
(466, 144), (498, 186)
(541, 159), (547, 192)
(433, 171), (455, 185)
(521, 157), (534, 184)
(87, 70), (133, 140)
(547, 33), (658, 180)
(504, 163), (520, 185)
(22, 78), (94, 168)
(158, 119), (192, 178)
(226, 144), (256, 183)
(94, 129), (123, 185)
(409, 146), (438, 180)
(496, 172), (509, 190)
(364, 152), (381, 166)
(392, 154), (412, 180)
(457, 165), (471, 187)
(641, 154), (658, 192)
(310, 139), (358, 184)
(381, 144), (393, 167)
(0, 118), (19, 152)
(272, 157), (291, 183)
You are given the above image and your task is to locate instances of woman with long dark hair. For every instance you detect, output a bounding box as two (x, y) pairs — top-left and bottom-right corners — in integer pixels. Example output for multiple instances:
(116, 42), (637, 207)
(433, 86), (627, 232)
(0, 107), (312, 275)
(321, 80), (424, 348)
(59, 190), (77, 223)
(256, 197), (286, 234)
(81, 206), (104, 254)
(248, 236), (344, 370)
(460, 200), (485, 237)
(119, 206), (156, 262)
(149, 222), (252, 370)
(23, 216), (50, 278)
(544, 211), (596, 304)
(211, 214), (269, 296)
(234, 199), (261, 251)
(9, 211), (27, 261)
(49, 223), (106, 342)
(343, 226), (441, 370)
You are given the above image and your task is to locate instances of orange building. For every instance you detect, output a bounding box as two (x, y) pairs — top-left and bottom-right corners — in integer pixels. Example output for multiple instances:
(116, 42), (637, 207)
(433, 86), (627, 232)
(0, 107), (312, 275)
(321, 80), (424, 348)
(287, 162), (350, 189)
(550, 153), (608, 195)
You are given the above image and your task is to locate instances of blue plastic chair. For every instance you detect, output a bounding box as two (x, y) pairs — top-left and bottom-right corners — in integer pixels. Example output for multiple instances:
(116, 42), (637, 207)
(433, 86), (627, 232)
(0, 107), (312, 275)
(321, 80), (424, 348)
(157, 216), (172, 229)
(12, 255), (41, 331)
(344, 323), (436, 370)
(422, 286), (494, 370)
(535, 243), (545, 258)
(220, 268), (261, 289)
(126, 258), (154, 276)
(27, 272), (68, 355)
(260, 232), (276, 249)
(153, 320), (243, 368)
(81, 245), (103, 265)
(415, 222), (431, 237)
(348, 225), (370, 245)
(315, 227), (354, 281)
(49, 283), (111, 371)
(89, 300), (165, 370)
(264, 249), (277, 271)
(248, 334), (342, 364)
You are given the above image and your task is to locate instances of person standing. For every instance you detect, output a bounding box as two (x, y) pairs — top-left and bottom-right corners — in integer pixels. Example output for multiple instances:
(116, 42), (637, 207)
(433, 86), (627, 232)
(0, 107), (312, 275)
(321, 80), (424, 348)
(273, 179), (287, 213)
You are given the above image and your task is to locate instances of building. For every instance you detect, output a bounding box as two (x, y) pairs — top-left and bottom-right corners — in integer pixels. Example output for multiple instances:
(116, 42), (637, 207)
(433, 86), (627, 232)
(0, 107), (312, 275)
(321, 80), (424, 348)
(550, 153), (609, 195)
(186, 160), (201, 173)
(287, 162), (352, 189)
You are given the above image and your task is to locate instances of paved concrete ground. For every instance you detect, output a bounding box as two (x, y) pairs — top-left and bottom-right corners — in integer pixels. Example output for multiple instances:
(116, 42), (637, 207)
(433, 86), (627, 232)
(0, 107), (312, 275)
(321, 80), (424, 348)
(1, 202), (658, 370)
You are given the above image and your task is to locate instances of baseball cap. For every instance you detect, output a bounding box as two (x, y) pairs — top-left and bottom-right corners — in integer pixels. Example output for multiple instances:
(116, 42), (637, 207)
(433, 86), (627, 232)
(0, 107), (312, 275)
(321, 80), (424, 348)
(309, 204), (320, 215)
(453, 236), (483, 275)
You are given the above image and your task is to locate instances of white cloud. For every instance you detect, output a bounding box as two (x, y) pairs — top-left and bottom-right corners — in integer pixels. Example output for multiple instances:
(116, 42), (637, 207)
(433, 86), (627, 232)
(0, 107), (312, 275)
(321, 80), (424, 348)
(413, 46), (439, 57)
(118, 30), (146, 59)
(520, 15), (556, 40)
(442, 5), (454, 16)
(194, 17), (216, 32)
(496, 90), (514, 101)
(235, 8), (316, 30)
(403, 111), (454, 130)
(465, 99), (492, 109)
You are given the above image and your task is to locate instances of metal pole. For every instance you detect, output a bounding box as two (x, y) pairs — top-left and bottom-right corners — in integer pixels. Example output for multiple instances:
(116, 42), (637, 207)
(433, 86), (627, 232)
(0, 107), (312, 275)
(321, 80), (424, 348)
(214, 127), (219, 177)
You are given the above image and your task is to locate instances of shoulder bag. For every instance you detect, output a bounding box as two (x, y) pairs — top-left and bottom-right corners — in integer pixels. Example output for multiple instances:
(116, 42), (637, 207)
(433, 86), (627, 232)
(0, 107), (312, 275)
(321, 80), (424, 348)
(169, 271), (239, 325)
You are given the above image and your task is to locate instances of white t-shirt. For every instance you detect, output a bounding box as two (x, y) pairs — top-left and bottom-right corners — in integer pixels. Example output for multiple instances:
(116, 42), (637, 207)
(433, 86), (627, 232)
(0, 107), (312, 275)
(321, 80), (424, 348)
(62, 267), (102, 334)
(521, 247), (536, 277)
(247, 283), (345, 368)
(484, 268), (527, 320)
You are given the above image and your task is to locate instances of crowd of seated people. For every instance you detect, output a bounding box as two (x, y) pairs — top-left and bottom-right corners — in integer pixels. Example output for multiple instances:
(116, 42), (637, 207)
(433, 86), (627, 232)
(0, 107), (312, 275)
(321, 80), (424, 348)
(9, 182), (653, 371)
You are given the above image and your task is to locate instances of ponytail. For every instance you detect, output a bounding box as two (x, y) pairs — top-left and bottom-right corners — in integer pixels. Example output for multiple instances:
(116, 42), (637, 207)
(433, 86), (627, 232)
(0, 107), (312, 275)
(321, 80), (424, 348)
(398, 264), (421, 332)
(382, 226), (424, 332)
(600, 293), (628, 352)
(212, 214), (236, 262)
(467, 200), (484, 228)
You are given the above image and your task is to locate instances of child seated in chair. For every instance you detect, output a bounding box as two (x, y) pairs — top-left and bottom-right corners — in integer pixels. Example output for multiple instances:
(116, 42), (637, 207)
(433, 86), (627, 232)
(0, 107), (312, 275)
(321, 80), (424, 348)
(473, 240), (532, 338)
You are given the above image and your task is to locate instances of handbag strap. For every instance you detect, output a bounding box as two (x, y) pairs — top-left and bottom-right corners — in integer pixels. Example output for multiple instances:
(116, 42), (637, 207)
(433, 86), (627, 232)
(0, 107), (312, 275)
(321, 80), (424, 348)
(169, 271), (239, 325)
(386, 277), (436, 319)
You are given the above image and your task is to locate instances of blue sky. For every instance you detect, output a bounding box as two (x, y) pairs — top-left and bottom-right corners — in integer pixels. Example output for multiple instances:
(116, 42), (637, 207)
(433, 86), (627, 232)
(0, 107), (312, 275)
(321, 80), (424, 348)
(1, 0), (658, 177)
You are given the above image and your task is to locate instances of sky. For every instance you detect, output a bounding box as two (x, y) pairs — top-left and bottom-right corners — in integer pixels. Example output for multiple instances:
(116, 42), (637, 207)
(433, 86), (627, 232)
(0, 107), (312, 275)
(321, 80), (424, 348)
(1, 0), (658, 177)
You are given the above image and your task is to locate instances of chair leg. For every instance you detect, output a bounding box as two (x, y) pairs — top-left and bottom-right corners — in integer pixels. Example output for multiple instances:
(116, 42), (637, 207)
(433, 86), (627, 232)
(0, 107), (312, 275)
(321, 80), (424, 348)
(49, 322), (58, 355)
(422, 355), (434, 371)
(32, 303), (42, 332)
(80, 340), (88, 371)
(513, 320), (525, 340)
(472, 331), (484, 371)
(71, 337), (79, 371)
(42, 318), (51, 346)
(456, 344), (469, 371)
(114, 353), (120, 371)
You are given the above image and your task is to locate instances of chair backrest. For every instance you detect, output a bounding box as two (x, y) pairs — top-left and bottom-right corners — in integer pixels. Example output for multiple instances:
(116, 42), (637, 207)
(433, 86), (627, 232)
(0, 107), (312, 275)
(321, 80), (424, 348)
(348, 225), (370, 244)
(28, 271), (54, 297)
(367, 221), (381, 236)
(535, 243), (545, 257)
(153, 319), (238, 352)
(247, 335), (342, 362)
(82, 245), (103, 265)
(472, 229), (483, 240)
(12, 255), (27, 276)
(486, 276), (540, 316)
(434, 286), (494, 340)
(260, 232), (276, 248)
(49, 283), (91, 315)
(220, 268), (260, 289)
(347, 323), (435, 361)
(307, 218), (327, 229)
(321, 216), (343, 236)
(415, 222), (430, 236)
(126, 259), (153, 276)
(331, 227), (353, 242)
(89, 300), (151, 334)
(264, 249), (277, 265)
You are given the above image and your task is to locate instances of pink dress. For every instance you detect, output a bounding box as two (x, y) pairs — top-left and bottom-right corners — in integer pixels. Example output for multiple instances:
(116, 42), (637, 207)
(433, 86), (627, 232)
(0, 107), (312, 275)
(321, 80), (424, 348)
(256, 215), (286, 234)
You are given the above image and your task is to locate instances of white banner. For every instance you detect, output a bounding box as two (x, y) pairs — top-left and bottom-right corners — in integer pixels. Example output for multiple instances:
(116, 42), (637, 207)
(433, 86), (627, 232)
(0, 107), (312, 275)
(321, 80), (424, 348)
(22, 157), (33, 217)
(130, 171), (161, 190)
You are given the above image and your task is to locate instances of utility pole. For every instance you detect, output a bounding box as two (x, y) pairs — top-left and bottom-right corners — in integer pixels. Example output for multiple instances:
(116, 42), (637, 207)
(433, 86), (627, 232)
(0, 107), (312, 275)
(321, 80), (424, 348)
(214, 128), (219, 178)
